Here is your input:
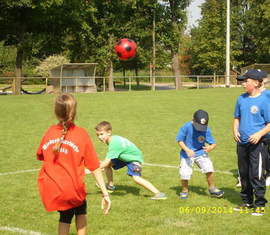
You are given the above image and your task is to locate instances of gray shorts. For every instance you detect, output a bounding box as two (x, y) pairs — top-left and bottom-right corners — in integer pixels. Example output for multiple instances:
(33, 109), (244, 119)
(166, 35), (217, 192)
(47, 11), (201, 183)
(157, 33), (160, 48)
(179, 153), (214, 180)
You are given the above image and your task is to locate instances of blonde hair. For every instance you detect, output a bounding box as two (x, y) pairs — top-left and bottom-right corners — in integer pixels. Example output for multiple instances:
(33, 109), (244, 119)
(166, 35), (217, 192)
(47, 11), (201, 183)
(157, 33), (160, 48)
(95, 121), (112, 132)
(53, 93), (77, 153)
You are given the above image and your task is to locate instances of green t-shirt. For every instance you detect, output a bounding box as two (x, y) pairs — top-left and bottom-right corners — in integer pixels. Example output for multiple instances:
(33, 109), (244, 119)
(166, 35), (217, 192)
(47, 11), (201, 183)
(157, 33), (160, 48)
(106, 135), (144, 163)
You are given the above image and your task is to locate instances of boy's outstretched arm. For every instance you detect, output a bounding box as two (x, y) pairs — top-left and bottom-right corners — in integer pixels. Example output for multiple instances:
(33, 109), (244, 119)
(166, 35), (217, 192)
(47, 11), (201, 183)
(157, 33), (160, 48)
(178, 141), (195, 157)
(92, 168), (111, 215)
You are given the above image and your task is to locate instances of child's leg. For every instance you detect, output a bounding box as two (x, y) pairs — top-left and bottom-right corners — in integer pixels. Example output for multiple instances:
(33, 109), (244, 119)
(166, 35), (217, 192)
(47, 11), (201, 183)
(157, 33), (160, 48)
(179, 157), (193, 193)
(181, 179), (189, 193)
(58, 222), (70, 235)
(132, 175), (159, 194)
(104, 164), (114, 187)
(206, 172), (215, 190)
(194, 155), (215, 189)
(75, 214), (87, 235)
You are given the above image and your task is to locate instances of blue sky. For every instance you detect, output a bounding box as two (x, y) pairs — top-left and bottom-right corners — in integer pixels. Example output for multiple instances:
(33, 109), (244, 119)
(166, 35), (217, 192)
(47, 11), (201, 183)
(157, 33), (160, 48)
(187, 0), (205, 28)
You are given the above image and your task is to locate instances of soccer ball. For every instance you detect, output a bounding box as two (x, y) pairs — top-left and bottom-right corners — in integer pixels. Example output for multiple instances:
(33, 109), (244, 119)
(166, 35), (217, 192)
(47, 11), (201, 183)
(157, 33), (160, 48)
(114, 38), (137, 60)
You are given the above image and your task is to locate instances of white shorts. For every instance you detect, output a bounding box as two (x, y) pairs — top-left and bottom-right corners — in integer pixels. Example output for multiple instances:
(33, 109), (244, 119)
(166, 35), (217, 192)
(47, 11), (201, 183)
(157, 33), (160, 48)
(179, 154), (214, 180)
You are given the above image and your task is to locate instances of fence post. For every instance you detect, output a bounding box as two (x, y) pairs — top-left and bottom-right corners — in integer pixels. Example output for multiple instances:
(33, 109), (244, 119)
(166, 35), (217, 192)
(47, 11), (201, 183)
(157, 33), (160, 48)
(129, 76), (131, 91)
(196, 76), (199, 89)
(103, 77), (106, 92)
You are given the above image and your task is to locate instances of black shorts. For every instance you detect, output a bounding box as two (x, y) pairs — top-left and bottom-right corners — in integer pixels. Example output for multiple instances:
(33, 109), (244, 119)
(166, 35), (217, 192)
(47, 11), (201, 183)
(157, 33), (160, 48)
(58, 200), (87, 224)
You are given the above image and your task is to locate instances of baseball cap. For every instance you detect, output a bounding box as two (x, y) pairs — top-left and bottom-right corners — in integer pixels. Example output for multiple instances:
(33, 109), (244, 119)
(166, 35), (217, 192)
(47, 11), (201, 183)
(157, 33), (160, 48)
(236, 69), (267, 81)
(193, 109), (208, 132)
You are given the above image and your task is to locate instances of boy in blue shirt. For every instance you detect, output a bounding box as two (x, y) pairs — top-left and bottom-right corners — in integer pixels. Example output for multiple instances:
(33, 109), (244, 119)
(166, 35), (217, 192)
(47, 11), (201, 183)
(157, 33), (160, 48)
(233, 69), (270, 216)
(176, 109), (224, 199)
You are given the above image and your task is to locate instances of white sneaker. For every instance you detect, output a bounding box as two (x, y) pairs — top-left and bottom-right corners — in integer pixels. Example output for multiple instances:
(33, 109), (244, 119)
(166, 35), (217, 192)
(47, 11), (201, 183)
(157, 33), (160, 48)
(266, 176), (270, 186)
(235, 177), (241, 187)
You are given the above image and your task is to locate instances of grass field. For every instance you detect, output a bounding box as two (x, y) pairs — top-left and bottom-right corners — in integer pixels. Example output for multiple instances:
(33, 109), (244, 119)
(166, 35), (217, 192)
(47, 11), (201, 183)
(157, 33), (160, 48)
(0, 88), (269, 235)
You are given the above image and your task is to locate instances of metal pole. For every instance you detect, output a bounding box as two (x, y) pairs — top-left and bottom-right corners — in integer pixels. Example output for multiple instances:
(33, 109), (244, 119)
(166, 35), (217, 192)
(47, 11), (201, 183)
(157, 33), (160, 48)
(225, 0), (230, 87)
(152, 7), (156, 91)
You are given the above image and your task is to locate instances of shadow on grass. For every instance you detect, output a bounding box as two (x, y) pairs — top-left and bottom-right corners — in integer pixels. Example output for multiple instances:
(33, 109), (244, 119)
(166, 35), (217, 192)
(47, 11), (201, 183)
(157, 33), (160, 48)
(170, 185), (241, 205)
(112, 184), (140, 196)
(170, 185), (208, 197)
(88, 184), (140, 197)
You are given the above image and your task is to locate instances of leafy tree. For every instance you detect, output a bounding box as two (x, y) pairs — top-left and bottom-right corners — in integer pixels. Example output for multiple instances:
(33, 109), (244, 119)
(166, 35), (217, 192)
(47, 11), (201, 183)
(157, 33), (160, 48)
(242, 0), (270, 64)
(190, 0), (226, 74)
(34, 55), (70, 78)
(0, 0), (85, 94)
(157, 0), (191, 88)
(190, 0), (270, 74)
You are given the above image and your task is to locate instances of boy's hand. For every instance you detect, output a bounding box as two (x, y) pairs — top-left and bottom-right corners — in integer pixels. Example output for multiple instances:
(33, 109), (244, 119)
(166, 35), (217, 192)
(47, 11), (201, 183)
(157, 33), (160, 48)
(249, 132), (262, 144)
(101, 195), (111, 215)
(233, 130), (241, 142)
(186, 149), (195, 158)
(203, 145), (214, 153)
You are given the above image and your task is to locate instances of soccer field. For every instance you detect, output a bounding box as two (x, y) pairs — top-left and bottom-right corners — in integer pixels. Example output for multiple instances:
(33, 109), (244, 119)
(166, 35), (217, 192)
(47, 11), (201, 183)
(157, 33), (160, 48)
(0, 88), (269, 235)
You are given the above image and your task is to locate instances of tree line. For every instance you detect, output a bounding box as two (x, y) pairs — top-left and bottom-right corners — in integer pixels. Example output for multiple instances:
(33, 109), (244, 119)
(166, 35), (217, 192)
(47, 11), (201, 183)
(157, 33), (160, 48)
(0, 0), (269, 93)
(190, 0), (270, 74)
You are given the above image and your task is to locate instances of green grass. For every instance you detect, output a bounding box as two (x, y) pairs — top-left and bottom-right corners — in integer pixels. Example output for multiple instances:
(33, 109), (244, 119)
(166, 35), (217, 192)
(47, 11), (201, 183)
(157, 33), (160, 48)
(0, 88), (269, 235)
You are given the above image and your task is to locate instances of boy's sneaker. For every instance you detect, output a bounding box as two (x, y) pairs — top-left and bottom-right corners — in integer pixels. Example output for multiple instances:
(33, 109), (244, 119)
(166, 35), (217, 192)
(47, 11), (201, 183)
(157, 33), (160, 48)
(233, 203), (254, 212)
(106, 184), (116, 193)
(266, 176), (270, 186)
(151, 192), (167, 200)
(95, 183), (115, 193)
(209, 188), (224, 198)
(235, 177), (241, 187)
(179, 192), (188, 199)
(251, 207), (265, 216)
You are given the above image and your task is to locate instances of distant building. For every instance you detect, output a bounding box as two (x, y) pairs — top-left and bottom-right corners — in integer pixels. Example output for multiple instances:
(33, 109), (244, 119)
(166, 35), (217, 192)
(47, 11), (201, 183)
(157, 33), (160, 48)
(49, 63), (98, 93)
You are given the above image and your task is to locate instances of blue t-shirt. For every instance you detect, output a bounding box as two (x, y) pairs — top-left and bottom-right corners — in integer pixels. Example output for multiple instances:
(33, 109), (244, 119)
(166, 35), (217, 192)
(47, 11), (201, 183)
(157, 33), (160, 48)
(234, 92), (270, 144)
(262, 89), (270, 98)
(176, 121), (215, 159)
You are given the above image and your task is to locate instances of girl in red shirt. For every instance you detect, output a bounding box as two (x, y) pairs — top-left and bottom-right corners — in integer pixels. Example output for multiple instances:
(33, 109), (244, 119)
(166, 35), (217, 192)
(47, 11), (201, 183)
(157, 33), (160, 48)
(37, 93), (111, 235)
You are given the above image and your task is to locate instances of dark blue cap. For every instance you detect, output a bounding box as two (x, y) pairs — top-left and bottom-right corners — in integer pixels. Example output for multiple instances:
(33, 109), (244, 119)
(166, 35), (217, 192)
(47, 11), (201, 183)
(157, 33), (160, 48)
(237, 69), (267, 81)
(193, 109), (208, 132)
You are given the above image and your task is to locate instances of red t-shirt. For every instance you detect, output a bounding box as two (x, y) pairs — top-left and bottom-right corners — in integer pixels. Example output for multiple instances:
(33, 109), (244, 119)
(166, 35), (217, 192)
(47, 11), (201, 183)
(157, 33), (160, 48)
(36, 124), (99, 212)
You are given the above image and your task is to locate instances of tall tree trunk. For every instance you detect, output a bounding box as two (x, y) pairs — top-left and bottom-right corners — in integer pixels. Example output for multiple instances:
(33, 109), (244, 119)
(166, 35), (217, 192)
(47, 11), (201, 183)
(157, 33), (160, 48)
(13, 46), (23, 95)
(108, 59), (114, 91)
(172, 51), (181, 89)
(108, 34), (114, 91)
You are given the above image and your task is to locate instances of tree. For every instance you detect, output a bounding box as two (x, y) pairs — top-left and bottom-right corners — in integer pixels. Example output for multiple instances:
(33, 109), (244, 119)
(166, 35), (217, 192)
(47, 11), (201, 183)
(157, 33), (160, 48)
(241, 0), (270, 63)
(158, 0), (191, 89)
(190, 0), (270, 74)
(190, 0), (226, 74)
(34, 55), (70, 78)
(0, 0), (85, 94)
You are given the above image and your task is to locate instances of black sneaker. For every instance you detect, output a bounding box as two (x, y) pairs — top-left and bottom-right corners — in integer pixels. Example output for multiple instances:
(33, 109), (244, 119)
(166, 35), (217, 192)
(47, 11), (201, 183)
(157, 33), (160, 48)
(233, 203), (254, 212)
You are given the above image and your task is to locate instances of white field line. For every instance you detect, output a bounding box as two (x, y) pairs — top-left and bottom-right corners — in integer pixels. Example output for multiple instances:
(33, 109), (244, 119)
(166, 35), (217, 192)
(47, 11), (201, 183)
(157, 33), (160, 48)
(0, 226), (47, 235)
(0, 163), (233, 176)
(0, 169), (39, 176)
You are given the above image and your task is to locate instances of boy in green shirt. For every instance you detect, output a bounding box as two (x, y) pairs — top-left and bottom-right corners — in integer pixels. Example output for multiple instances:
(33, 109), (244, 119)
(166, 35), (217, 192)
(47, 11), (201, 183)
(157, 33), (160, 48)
(95, 121), (167, 200)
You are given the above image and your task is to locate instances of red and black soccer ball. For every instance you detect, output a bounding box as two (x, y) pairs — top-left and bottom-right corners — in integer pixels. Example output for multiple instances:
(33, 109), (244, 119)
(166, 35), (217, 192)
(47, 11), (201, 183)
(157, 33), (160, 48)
(114, 38), (137, 60)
